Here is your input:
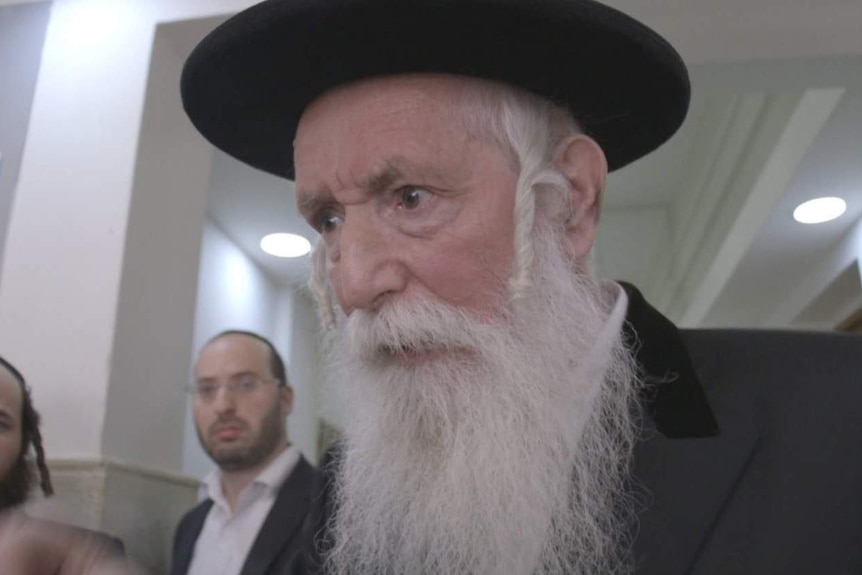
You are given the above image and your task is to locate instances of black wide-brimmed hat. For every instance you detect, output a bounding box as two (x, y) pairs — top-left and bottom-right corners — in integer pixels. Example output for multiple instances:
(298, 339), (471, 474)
(181, 0), (689, 179)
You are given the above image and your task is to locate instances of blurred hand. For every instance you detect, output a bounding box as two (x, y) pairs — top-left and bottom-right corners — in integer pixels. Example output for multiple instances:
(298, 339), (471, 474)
(0, 513), (146, 575)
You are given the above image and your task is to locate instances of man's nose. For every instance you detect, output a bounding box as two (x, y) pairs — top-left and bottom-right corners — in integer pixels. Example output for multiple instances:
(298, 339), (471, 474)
(334, 214), (407, 314)
(212, 385), (237, 414)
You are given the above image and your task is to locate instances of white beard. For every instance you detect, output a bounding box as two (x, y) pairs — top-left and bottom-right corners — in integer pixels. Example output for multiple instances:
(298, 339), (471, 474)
(322, 221), (641, 575)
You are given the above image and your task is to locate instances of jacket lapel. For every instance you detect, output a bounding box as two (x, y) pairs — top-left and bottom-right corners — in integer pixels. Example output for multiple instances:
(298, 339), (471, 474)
(172, 500), (213, 575)
(239, 456), (316, 575)
(621, 284), (760, 575)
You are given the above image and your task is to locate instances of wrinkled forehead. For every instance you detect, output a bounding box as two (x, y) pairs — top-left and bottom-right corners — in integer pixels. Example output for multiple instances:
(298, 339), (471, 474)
(293, 74), (490, 189)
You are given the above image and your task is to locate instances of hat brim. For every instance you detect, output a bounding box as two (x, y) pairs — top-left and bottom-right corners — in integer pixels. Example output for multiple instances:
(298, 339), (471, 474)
(181, 0), (690, 178)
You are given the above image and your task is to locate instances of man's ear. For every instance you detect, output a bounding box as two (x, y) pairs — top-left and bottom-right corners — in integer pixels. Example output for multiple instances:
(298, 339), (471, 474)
(280, 385), (294, 416)
(553, 135), (608, 260)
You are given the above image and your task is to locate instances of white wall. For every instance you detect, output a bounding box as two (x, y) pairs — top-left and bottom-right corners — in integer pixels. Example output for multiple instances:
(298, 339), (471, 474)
(98, 16), (214, 474)
(286, 289), (322, 464)
(0, 1), (50, 286)
(0, 0), (182, 459)
(594, 207), (671, 305)
(191, 222), (281, 349)
(182, 221), (320, 477)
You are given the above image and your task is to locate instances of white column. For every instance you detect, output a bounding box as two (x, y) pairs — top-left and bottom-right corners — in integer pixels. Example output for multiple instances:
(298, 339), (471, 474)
(0, 0), (256, 570)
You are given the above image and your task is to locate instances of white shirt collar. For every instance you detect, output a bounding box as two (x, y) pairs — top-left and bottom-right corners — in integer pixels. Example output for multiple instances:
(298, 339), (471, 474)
(571, 281), (629, 400)
(254, 443), (301, 491)
(603, 281), (628, 347)
(203, 444), (300, 512)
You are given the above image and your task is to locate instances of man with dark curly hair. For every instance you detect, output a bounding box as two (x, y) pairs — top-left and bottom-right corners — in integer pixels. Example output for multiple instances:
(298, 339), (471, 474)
(0, 355), (53, 512)
(0, 356), (126, 572)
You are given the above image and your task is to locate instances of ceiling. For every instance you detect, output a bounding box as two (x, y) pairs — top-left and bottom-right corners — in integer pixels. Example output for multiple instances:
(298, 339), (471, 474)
(166, 1), (862, 330)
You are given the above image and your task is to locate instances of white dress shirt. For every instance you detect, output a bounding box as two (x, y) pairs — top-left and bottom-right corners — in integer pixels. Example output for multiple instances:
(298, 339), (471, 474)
(187, 445), (300, 575)
(590, 281), (629, 377)
(565, 281), (629, 435)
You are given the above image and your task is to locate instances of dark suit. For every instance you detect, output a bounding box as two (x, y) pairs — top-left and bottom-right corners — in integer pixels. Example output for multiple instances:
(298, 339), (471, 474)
(172, 455), (317, 575)
(625, 284), (862, 574)
(293, 284), (862, 574)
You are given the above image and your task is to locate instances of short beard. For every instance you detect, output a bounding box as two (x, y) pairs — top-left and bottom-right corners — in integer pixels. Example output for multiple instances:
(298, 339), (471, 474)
(322, 221), (642, 575)
(197, 404), (285, 472)
(0, 456), (34, 512)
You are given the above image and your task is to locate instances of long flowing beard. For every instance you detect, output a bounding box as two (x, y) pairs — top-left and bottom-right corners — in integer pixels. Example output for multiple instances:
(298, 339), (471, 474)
(323, 223), (641, 575)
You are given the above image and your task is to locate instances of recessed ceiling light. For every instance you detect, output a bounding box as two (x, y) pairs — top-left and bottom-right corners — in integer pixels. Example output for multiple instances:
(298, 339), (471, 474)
(792, 197), (846, 224)
(260, 233), (311, 258)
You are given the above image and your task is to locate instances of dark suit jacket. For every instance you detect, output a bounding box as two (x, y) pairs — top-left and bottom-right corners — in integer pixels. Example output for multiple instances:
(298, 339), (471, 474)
(624, 284), (862, 574)
(293, 284), (862, 574)
(172, 455), (317, 575)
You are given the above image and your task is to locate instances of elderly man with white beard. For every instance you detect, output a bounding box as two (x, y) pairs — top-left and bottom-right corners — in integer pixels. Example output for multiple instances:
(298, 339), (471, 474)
(179, 1), (862, 573)
(3, 0), (862, 574)
(295, 74), (642, 575)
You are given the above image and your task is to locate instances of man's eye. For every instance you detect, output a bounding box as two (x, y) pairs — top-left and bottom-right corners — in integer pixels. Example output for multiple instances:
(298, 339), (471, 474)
(317, 213), (343, 234)
(237, 378), (257, 392)
(197, 383), (217, 396)
(398, 187), (429, 210)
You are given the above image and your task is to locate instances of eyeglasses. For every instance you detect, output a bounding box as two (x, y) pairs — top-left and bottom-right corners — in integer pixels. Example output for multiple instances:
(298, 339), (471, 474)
(187, 376), (281, 402)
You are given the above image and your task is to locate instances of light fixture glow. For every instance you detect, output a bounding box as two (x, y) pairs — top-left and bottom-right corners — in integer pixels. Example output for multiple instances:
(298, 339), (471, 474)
(260, 233), (311, 258)
(793, 197), (846, 224)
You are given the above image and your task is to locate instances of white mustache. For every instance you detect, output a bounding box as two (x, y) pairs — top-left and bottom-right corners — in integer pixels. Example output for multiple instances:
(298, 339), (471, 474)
(343, 298), (504, 362)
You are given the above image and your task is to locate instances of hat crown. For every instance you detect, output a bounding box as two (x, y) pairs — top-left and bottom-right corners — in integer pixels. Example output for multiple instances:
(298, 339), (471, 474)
(182, 0), (689, 178)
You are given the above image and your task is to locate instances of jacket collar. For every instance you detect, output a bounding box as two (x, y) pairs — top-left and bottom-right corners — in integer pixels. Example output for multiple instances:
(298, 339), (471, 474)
(240, 455), (317, 575)
(620, 282), (719, 438)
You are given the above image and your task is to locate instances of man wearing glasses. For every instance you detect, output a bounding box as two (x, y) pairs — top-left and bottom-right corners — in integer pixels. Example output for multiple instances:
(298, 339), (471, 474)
(171, 330), (317, 575)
